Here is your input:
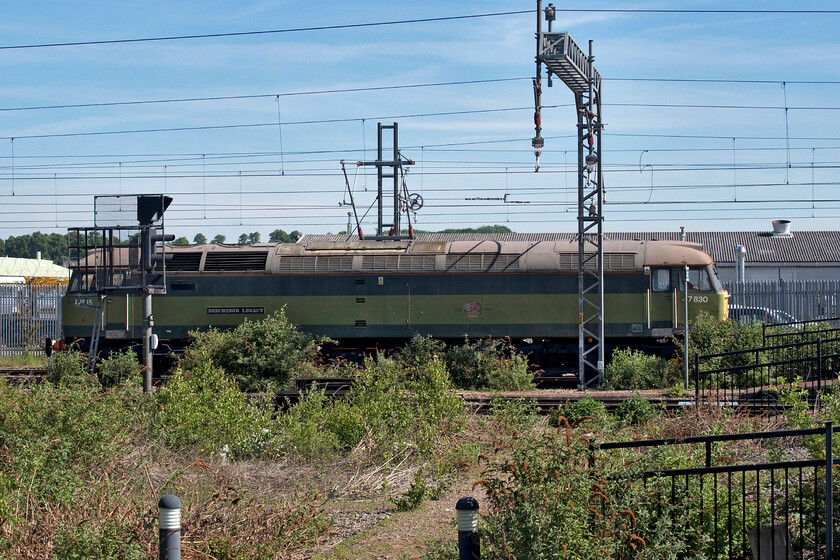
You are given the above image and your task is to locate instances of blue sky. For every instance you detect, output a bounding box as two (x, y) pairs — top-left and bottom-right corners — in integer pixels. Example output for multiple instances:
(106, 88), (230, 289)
(2, 1), (840, 241)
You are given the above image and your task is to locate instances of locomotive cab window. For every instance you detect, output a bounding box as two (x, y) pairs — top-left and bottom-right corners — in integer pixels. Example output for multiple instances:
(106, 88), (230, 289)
(651, 267), (714, 292)
(681, 267), (713, 291)
(651, 269), (673, 292)
(68, 272), (96, 293)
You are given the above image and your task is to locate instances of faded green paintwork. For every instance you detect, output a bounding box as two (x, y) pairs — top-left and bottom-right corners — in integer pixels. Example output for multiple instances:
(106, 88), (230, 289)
(63, 282), (727, 344)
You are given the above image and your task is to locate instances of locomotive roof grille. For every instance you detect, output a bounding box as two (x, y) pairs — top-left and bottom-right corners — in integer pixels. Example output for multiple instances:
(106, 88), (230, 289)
(559, 253), (636, 271)
(167, 252), (202, 272)
(203, 251), (268, 271)
(315, 256), (354, 273)
(445, 254), (521, 272)
(362, 255), (400, 271)
(398, 255), (436, 272)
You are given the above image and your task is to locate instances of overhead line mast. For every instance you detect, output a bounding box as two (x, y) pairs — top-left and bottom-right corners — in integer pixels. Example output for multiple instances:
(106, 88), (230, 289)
(533, 2), (605, 388)
(341, 122), (423, 240)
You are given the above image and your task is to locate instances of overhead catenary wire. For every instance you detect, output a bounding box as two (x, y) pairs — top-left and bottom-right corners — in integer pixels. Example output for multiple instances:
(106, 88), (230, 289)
(0, 106), (546, 141)
(7, 96), (840, 142)
(0, 10), (533, 50)
(2, 8), (840, 51)
(3, 76), (840, 116)
(0, 78), (531, 113)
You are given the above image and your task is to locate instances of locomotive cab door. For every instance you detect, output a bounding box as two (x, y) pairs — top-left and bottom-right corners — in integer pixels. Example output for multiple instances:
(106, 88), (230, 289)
(648, 267), (678, 335)
(103, 293), (133, 341)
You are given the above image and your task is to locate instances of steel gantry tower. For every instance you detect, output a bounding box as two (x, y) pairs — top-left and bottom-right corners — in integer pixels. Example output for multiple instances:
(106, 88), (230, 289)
(533, 2), (605, 387)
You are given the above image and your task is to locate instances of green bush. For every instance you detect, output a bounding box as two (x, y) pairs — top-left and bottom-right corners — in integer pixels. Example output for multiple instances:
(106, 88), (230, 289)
(393, 334), (446, 371)
(615, 395), (659, 425)
(270, 354), (463, 462)
(478, 424), (743, 559)
(183, 309), (322, 391)
(557, 397), (607, 427)
(604, 348), (670, 389)
(276, 387), (360, 457)
(97, 348), (142, 388)
(346, 355), (463, 459)
(479, 426), (639, 558)
(669, 312), (777, 386)
(443, 337), (534, 390)
(46, 347), (96, 388)
(156, 353), (274, 454)
(395, 335), (535, 391)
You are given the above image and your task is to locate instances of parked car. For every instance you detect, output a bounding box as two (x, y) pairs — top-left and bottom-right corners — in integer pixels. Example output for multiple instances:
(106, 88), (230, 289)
(728, 304), (797, 326)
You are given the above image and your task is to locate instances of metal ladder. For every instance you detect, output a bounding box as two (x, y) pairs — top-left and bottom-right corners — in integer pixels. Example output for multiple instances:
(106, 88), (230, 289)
(86, 294), (105, 374)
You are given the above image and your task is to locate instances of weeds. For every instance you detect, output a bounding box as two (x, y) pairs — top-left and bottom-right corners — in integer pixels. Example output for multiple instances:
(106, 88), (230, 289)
(615, 395), (659, 425)
(155, 352), (275, 455)
(396, 335), (535, 390)
(7, 311), (818, 558)
(97, 347), (143, 388)
(390, 468), (444, 512)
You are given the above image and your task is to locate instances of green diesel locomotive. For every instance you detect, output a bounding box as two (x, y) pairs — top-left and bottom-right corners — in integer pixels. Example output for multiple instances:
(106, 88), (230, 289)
(62, 237), (728, 366)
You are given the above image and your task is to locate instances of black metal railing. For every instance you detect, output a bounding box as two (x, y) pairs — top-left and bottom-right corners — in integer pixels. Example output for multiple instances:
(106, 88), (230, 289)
(764, 317), (840, 346)
(593, 424), (839, 559)
(694, 337), (840, 406)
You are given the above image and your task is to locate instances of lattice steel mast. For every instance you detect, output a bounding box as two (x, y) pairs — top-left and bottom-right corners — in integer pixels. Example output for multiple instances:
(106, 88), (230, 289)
(533, 2), (605, 387)
(344, 123), (420, 241)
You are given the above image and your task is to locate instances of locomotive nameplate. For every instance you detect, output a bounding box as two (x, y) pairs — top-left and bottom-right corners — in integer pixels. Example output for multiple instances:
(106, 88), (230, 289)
(206, 307), (265, 315)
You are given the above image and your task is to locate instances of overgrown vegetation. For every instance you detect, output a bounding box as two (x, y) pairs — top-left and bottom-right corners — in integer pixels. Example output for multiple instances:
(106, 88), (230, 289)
(683, 311), (765, 371)
(1, 315), (471, 557)
(604, 347), (671, 389)
(4, 311), (835, 558)
(182, 308), (322, 391)
(395, 334), (535, 391)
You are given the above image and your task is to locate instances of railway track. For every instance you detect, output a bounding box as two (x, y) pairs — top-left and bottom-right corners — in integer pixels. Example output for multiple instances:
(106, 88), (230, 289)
(275, 378), (792, 415)
(0, 367), (47, 385)
(459, 394), (791, 415)
(3, 370), (793, 414)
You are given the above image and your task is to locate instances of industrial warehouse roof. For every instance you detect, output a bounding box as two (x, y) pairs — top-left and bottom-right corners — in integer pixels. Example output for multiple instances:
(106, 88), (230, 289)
(300, 230), (840, 265)
(0, 256), (70, 282)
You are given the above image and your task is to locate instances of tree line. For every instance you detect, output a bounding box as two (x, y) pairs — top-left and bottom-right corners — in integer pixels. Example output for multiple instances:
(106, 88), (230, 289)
(1, 225), (513, 265)
(0, 229), (304, 265)
(172, 229), (302, 246)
